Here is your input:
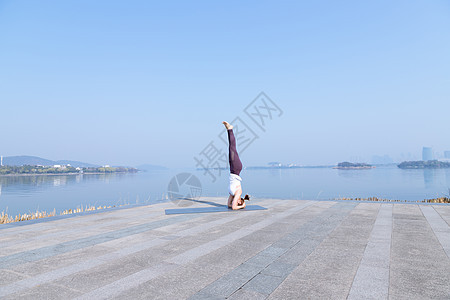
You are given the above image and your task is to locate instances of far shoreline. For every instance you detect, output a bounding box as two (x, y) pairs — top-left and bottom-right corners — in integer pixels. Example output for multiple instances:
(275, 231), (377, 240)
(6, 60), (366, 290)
(0, 171), (139, 177)
(332, 166), (376, 170)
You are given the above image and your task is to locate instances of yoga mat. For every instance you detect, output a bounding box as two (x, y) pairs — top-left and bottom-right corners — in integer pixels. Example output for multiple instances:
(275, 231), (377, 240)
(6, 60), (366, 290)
(165, 205), (267, 215)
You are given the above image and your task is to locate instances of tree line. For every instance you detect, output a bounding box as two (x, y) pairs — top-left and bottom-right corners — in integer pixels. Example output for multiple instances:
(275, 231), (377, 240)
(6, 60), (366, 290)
(0, 165), (138, 175)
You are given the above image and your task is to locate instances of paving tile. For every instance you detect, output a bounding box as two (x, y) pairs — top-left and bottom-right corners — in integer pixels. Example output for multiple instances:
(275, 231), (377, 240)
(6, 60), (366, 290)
(0, 269), (28, 286)
(9, 245), (114, 277)
(348, 204), (392, 299)
(389, 204), (450, 299)
(348, 265), (389, 299)
(74, 262), (179, 300)
(434, 205), (450, 226)
(244, 254), (276, 268)
(261, 261), (297, 278)
(420, 205), (450, 258)
(51, 255), (146, 293)
(228, 288), (267, 300)
(2, 282), (83, 300)
(190, 263), (261, 299)
(242, 273), (284, 295)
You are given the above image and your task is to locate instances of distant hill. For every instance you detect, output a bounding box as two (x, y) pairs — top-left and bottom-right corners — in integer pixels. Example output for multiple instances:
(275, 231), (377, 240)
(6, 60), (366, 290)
(1, 156), (99, 168)
(136, 164), (168, 171)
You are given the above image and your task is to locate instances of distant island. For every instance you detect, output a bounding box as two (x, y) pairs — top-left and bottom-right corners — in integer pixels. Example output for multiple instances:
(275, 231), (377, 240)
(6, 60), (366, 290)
(397, 160), (450, 169)
(333, 162), (375, 170)
(0, 165), (138, 176)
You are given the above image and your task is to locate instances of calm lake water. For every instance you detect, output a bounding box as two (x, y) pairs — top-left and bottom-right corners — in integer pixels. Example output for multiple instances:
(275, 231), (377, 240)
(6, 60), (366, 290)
(1, 166), (450, 216)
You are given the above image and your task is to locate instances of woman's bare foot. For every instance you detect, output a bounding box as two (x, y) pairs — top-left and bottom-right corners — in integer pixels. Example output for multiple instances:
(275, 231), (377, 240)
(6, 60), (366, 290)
(222, 121), (233, 130)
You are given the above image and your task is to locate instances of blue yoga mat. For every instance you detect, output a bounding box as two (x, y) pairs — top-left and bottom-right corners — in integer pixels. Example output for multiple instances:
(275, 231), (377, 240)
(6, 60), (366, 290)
(165, 205), (267, 215)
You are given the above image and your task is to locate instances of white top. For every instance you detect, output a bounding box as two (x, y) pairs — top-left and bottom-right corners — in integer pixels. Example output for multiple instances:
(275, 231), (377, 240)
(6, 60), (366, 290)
(229, 173), (242, 196)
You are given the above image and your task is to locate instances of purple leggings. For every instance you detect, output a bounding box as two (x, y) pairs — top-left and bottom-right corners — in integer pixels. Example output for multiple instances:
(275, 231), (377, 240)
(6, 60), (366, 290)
(227, 129), (242, 176)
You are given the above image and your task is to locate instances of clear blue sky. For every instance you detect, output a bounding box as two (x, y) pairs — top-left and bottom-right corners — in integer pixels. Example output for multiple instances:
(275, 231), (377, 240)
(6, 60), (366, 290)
(1, 0), (449, 167)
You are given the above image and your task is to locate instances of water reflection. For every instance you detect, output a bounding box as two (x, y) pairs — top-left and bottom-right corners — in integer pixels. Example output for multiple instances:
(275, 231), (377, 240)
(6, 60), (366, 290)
(423, 169), (435, 188)
(0, 171), (169, 217)
(336, 169), (374, 179)
(267, 168), (280, 177)
(446, 170), (450, 195)
(0, 173), (132, 194)
(423, 169), (450, 191)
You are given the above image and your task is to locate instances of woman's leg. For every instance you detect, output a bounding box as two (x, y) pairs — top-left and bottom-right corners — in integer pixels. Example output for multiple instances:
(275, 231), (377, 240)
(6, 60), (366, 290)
(223, 121), (245, 210)
(227, 128), (243, 176)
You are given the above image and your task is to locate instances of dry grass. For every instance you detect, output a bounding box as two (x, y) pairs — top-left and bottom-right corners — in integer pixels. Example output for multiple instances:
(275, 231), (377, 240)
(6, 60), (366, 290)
(336, 197), (450, 203)
(0, 203), (128, 224)
(336, 197), (407, 202)
(424, 197), (450, 203)
(60, 204), (118, 215)
(1, 209), (56, 224)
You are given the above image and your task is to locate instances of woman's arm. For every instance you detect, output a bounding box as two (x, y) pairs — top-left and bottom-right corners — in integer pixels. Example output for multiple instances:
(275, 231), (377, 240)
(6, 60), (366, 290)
(227, 195), (234, 208)
(231, 188), (245, 210)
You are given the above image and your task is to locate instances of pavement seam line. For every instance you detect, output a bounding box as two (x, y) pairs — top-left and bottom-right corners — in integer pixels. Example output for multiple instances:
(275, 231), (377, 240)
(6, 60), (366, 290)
(347, 203), (392, 300)
(419, 205), (450, 259)
(432, 205), (450, 227)
(346, 203), (383, 300)
(387, 203), (395, 300)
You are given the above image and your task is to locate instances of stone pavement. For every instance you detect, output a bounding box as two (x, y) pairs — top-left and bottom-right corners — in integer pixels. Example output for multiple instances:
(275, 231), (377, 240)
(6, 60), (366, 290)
(0, 198), (449, 299)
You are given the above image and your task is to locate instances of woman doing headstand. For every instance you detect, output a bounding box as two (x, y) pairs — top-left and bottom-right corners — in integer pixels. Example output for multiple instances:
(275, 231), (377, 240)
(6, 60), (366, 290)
(223, 121), (248, 210)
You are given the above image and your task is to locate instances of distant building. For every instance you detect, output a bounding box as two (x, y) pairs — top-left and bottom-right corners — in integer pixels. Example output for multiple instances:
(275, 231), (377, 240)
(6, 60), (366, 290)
(53, 164), (67, 169)
(371, 155), (394, 165)
(422, 147), (433, 161)
(0, 155), (3, 166)
(445, 151), (450, 159)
